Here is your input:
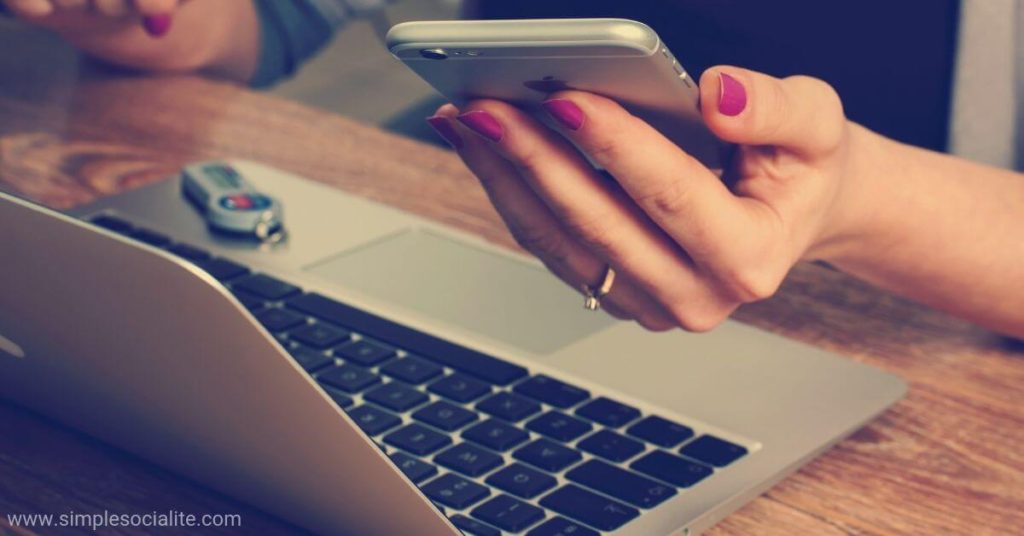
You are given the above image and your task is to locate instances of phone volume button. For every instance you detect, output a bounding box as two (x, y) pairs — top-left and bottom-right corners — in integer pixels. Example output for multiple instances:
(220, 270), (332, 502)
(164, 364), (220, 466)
(677, 68), (693, 88)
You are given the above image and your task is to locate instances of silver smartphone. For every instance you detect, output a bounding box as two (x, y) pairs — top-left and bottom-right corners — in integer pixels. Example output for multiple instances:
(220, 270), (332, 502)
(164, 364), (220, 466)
(387, 18), (729, 170)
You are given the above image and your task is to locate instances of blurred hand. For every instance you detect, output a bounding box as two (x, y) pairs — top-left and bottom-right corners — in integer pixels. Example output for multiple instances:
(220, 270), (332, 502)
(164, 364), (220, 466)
(3, 0), (260, 82)
(3, 0), (182, 36)
(428, 67), (872, 332)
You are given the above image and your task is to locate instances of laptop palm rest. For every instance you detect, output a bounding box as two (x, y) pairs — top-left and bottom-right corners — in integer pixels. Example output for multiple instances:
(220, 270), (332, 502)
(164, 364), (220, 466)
(305, 228), (613, 355)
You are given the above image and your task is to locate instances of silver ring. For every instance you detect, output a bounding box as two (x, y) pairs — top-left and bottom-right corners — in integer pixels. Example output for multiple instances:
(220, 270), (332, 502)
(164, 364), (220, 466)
(582, 266), (616, 311)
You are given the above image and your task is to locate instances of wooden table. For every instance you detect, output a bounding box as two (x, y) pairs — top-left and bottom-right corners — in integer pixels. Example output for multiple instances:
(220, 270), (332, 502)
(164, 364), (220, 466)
(1, 32), (1022, 536)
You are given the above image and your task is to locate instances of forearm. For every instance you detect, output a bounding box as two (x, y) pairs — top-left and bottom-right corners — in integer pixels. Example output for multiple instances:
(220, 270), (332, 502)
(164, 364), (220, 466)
(824, 125), (1024, 337)
(58, 0), (259, 82)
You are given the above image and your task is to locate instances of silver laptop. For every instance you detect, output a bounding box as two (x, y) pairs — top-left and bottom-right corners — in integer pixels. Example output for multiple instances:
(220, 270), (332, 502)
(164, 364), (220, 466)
(0, 160), (905, 535)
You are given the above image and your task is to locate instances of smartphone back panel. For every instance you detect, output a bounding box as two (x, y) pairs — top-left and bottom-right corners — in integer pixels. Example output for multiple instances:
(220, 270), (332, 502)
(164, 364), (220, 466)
(388, 19), (728, 169)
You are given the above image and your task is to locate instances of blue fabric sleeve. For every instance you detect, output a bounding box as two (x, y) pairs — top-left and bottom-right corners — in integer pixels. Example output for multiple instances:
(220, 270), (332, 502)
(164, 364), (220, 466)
(250, 0), (341, 88)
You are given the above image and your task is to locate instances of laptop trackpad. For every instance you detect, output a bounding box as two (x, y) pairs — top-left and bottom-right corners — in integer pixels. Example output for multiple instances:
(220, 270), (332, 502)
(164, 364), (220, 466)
(304, 229), (614, 354)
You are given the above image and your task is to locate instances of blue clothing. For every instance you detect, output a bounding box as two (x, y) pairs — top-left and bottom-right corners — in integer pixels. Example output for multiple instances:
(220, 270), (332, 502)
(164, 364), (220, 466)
(251, 0), (380, 87)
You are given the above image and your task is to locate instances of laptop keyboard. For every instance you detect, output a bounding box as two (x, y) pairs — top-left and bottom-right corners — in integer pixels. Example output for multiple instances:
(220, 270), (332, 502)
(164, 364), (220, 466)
(89, 214), (750, 535)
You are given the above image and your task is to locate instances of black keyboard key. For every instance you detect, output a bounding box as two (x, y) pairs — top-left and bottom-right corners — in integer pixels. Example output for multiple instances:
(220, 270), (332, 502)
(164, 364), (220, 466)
(333, 339), (395, 367)
(513, 439), (582, 472)
(566, 459), (675, 509)
(232, 274), (301, 300)
(463, 419), (530, 452)
(435, 443), (503, 477)
(540, 485), (638, 531)
(631, 450), (712, 488)
(472, 495), (545, 532)
(412, 401), (478, 431)
(527, 517), (599, 536)
(288, 292), (528, 384)
(346, 404), (402, 435)
(130, 228), (172, 248)
(232, 290), (267, 311)
(167, 243), (212, 262)
(478, 392), (541, 422)
(422, 473), (490, 509)
(289, 346), (334, 372)
(429, 373), (491, 403)
(196, 257), (249, 281)
(317, 364), (381, 393)
(381, 356), (443, 384)
(90, 214), (134, 234)
(451, 515), (500, 536)
(679, 435), (748, 467)
(384, 423), (452, 455)
(627, 416), (694, 448)
(289, 323), (351, 349)
(526, 412), (592, 442)
(255, 308), (306, 332)
(486, 463), (557, 499)
(514, 375), (589, 408)
(575, 397), (640, 428)
(322, 387), (354, 409)
(422, 353), (527, 387)
(286, 292), (357, 325)
(390, 451), (438, 484)
(577, 430), (644, 462)
(364, 382), (429, 412)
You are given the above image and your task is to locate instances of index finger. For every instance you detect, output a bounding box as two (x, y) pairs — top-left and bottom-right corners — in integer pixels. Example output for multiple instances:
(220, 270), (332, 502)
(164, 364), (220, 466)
(4, 0), (56, 17)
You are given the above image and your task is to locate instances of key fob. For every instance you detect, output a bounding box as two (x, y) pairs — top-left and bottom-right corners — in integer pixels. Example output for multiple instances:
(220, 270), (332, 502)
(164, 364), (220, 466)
(181, 161), (285, 242)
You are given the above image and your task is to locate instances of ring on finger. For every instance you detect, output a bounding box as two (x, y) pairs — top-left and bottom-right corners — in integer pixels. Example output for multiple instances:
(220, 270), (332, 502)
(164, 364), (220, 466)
(582, 265), (616, 311)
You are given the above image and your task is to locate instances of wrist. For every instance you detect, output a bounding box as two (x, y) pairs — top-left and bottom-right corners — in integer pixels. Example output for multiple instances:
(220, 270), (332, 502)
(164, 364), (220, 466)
(803, 122), (907, 265)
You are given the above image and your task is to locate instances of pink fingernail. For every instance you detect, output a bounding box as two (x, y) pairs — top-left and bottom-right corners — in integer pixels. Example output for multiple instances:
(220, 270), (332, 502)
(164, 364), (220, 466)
(542, 99), (585, 130)
(426, 116), (463, 149)
(457, 111), (503, 142)
(143, 14), (173, 37)
(718, 72), (747, 117)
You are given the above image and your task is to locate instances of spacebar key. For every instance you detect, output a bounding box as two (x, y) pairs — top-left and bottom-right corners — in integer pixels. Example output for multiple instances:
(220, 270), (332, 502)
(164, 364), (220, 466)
(287, 293), (528, 385)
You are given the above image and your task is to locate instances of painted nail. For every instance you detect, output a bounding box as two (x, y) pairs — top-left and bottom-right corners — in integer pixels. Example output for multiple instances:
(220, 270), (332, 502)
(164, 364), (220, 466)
(542, 99), (585, 130)
(457, 111), (503, 142)
(718, 72), (747, 116)
(143, 14), (173, 37)
(426, 116), (463, 149)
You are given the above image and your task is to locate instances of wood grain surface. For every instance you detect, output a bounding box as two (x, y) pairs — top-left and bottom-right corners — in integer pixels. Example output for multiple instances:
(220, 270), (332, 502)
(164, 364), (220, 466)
(0, 37), (1022, 536)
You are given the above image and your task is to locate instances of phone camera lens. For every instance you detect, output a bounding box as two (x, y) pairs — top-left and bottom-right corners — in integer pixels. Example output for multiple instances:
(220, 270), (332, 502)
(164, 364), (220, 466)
(419, 48), (448, 60)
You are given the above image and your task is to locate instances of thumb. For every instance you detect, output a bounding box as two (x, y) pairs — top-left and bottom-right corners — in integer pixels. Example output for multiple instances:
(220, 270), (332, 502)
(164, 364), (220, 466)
(700, 67), (847, 157)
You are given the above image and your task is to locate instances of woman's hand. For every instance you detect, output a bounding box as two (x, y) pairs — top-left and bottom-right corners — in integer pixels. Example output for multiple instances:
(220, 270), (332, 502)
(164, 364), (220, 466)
(428, 67), (875, 332)
(3, 0), (182, 36)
